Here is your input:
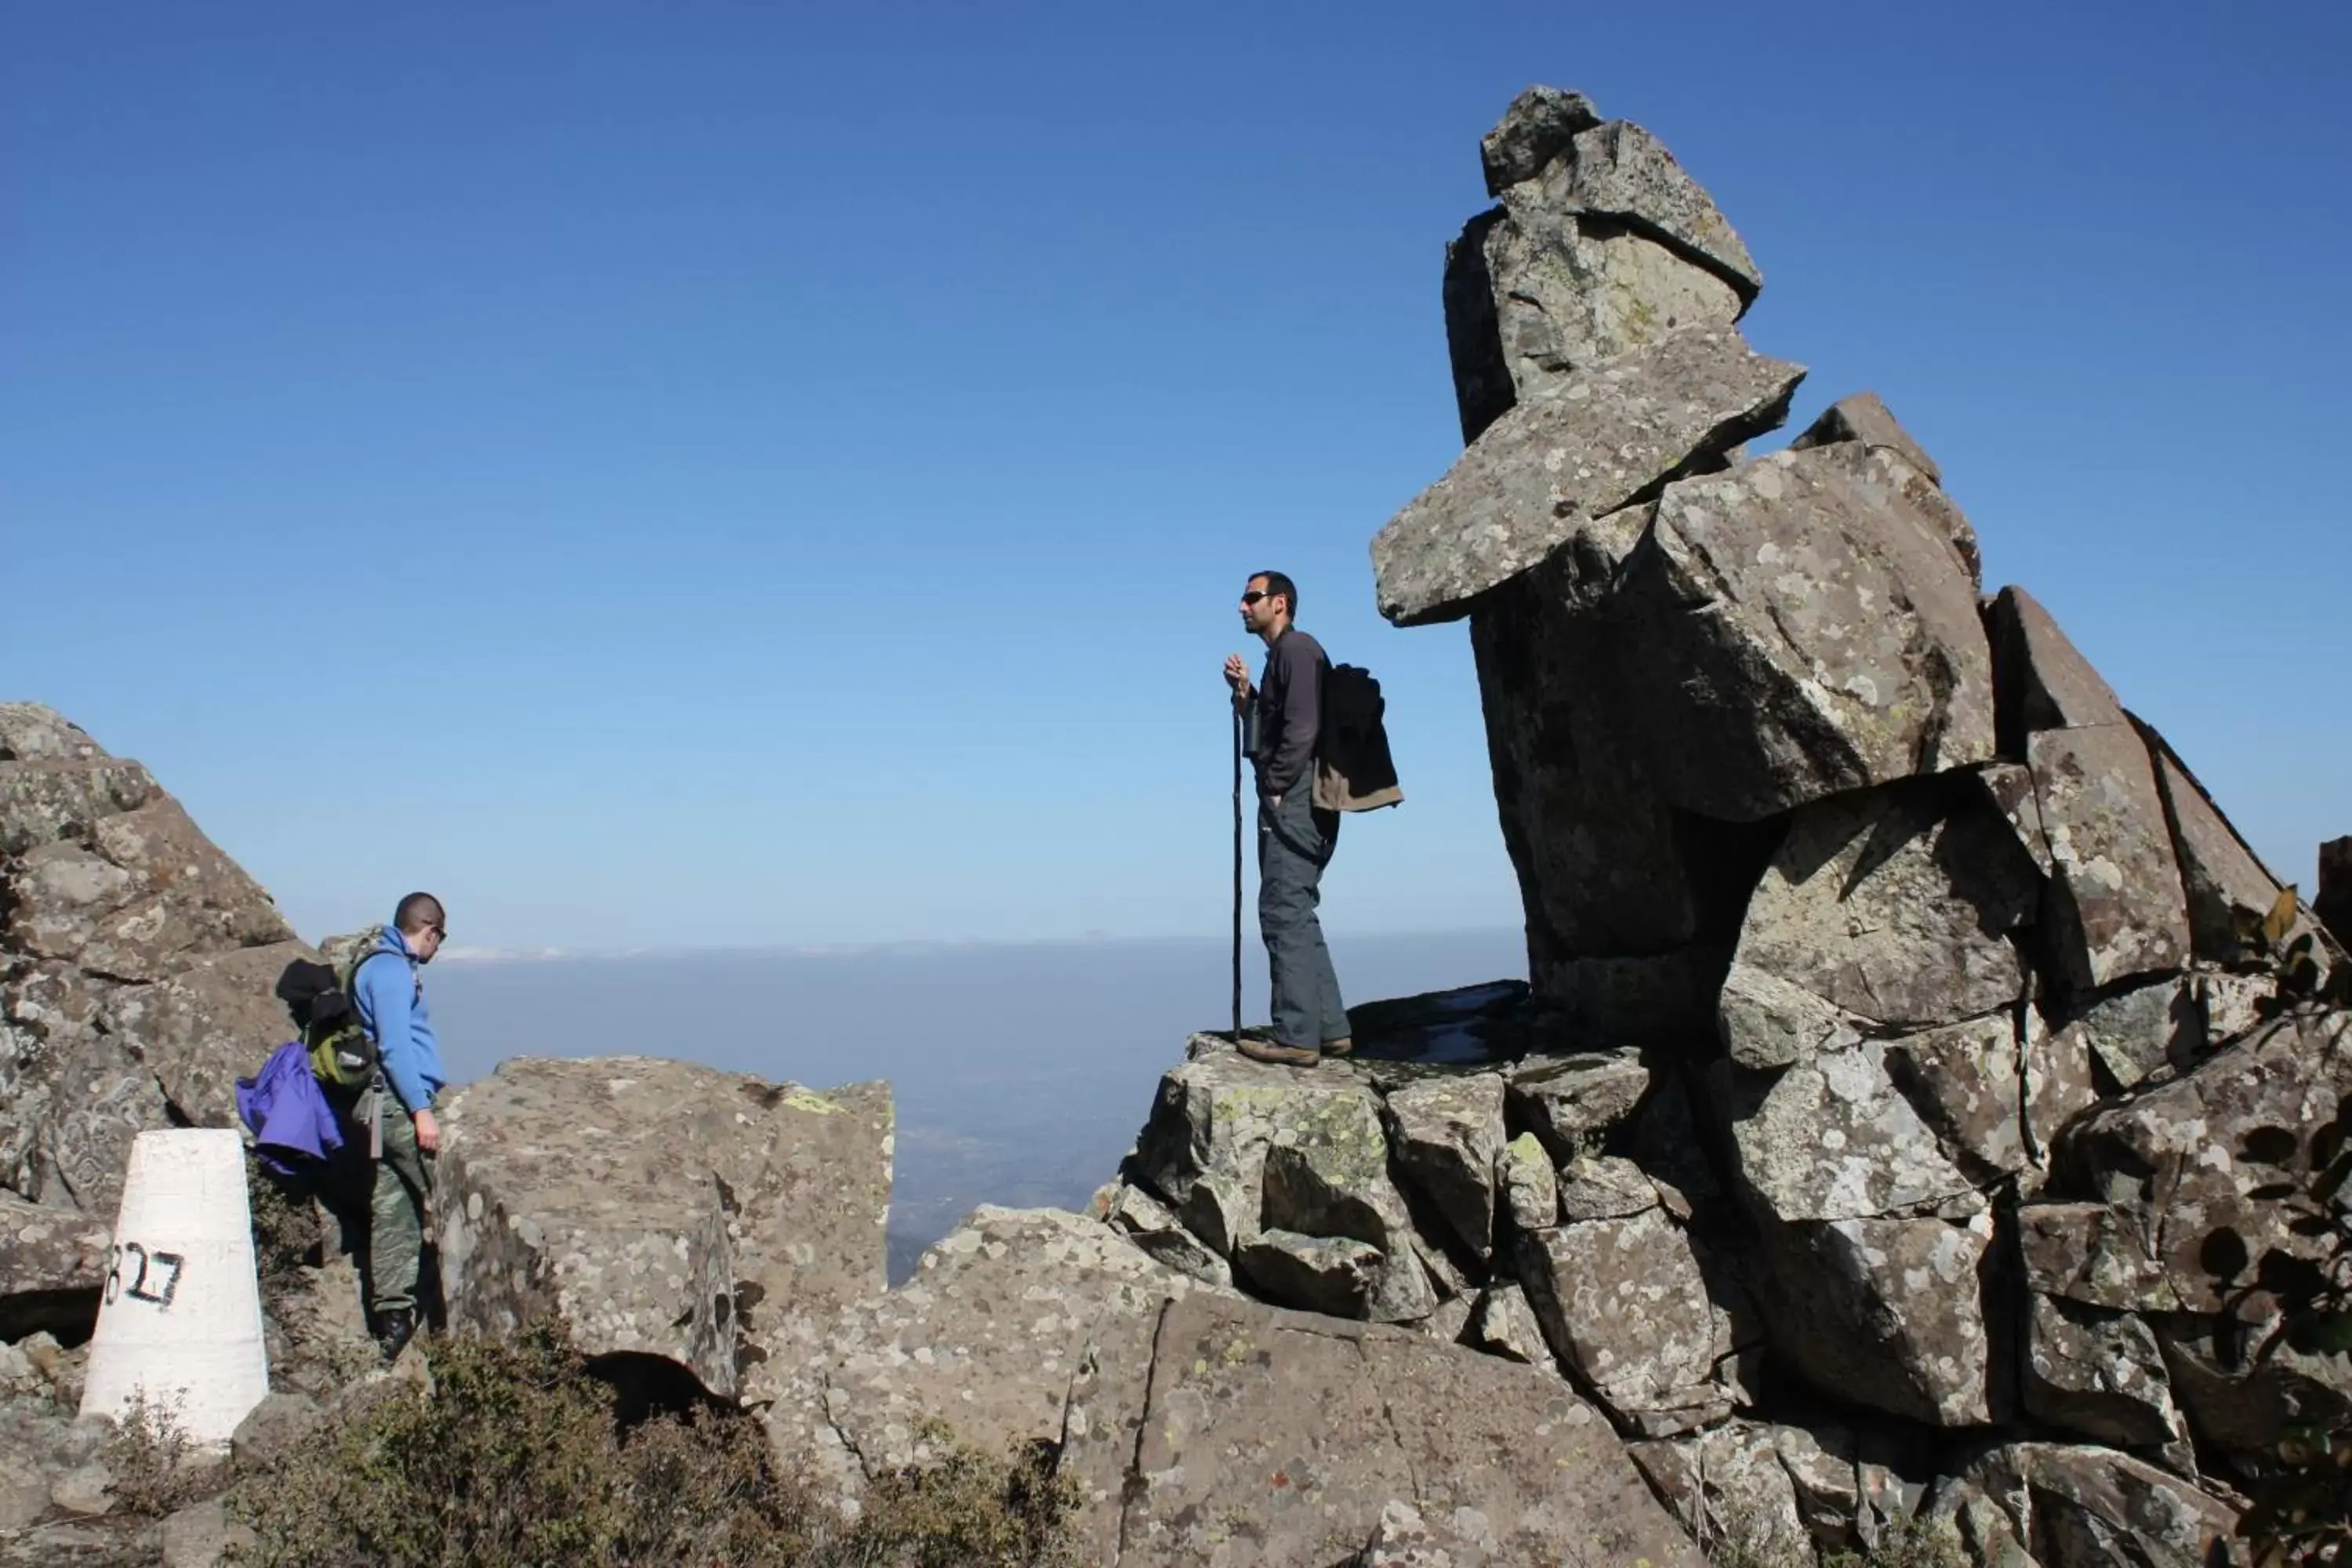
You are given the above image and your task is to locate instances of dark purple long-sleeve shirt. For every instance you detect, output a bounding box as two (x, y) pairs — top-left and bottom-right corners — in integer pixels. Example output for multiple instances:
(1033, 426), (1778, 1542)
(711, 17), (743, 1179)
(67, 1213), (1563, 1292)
(1253, 627), (1327, 799)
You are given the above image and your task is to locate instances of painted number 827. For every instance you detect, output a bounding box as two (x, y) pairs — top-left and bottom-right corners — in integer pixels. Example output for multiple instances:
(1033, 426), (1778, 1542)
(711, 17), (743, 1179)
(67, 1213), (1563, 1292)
(105, 1241), (186, 1309)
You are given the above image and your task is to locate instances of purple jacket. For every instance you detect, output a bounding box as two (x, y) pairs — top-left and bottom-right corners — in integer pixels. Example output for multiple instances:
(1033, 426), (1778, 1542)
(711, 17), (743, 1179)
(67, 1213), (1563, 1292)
(236, 1042), (344, 1176)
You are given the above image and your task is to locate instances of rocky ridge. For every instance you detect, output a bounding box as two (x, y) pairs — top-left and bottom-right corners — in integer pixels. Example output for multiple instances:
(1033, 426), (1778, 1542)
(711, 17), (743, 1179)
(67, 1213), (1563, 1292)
(3, 85), (2346, 1568)
(1130, 81), (2342, 1566)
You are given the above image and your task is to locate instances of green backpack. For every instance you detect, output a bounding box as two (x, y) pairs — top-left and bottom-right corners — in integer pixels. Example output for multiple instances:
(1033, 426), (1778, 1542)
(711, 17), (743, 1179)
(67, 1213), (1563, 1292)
(302, 927), (414, 1091)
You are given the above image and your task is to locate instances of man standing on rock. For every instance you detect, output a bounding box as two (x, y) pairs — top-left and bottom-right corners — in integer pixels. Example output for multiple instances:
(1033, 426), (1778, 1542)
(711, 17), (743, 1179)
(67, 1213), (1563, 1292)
(1224, 572), (1352, 1067)
(349, 891), (448, 1361)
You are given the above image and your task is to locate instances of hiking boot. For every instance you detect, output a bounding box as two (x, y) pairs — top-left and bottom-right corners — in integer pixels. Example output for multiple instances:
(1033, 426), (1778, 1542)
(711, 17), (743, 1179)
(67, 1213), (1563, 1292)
(375, 1308), (417, 1364)
(1321, 1036), (1355, 1058)
(1236, 1035), (1319, 1069)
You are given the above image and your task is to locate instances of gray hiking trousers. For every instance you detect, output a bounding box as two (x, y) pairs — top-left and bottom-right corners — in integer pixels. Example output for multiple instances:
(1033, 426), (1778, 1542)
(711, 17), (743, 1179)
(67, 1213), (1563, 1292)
(1259, 786), (1348, 1049)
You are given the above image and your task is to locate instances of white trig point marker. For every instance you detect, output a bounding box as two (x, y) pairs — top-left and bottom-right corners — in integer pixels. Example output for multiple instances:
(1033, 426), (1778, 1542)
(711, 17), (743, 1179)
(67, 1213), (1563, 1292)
(79, 1129), (270, 1446)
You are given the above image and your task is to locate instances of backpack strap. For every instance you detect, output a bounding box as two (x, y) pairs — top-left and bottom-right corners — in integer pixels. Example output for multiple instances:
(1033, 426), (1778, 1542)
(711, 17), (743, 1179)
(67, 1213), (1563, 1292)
(345, 945), (421, 1038)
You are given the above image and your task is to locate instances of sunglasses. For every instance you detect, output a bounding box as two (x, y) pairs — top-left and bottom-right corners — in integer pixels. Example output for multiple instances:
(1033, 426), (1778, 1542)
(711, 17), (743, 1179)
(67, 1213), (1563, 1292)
(1241, 590), (1270, 605)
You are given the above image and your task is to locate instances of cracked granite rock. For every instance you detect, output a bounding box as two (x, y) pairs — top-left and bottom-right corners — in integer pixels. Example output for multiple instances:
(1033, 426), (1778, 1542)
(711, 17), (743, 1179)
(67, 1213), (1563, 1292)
(1727, 780), (2039, 1039)
(763, 1205), (1222, 1504)
(1383, 1073), (1507, 1263)
(1606, 443), (1994, 821)
(436, 1054), (891, 1403)
(1374, 326), (1802, 626)
(1449, 88), (1755, 443)
(1060, 1290), (1701, 1568)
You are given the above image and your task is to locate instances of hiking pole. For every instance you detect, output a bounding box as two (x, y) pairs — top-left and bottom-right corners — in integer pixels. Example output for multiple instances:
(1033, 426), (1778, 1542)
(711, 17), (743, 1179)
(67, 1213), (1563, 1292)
(1231, 695), (1244, 1045)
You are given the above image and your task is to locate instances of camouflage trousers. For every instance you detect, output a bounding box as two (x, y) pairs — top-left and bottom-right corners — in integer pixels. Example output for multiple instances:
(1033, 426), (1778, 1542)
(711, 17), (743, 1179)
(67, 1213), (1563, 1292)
(353, 1081), (434, 1316)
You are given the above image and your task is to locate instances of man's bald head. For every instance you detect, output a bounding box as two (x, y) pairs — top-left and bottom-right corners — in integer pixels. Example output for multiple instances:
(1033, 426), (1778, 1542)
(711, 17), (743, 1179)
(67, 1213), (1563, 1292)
(394, 892), (445, 938)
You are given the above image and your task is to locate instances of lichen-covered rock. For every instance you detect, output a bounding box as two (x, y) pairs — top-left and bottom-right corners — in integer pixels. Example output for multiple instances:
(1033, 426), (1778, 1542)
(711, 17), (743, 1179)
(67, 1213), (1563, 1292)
(1530, 944), (1737, 1043)
(1506, 1050), (1650, 1163)
(1718, 962), (1865, 1072)
(1555, 1154), (1661, 1222)
(1752, 1213), (1994, 1427)
(1951, 1443), (2234, 1568)
(1497, 1131), (1556, 1236)
(1242, 1085), (1436, 1323)
(1990, 585), (2126, 741)
(1060, 1290), (1700, 1568)
(0, 758), (158, 857)
(435, 1055), (891, 1403)
(765, 1206), (1218, 1499)
(1976, 760), (2056, 875)
(2013, 1008), (2352, 1472)
(1542, 120), (1762, 302)
(1236, 1229), (1383, 1318)
(1722, 1047), (1980, 1222)
(1769, 1421), (1933, 1555)
(2154, 1313), (2352, 1462)
(1383, 1074), (1505, 1262)
(1606, 443), (1994, 821)
(1791, 391), (1943, 488)
(1447, 89), (1755, 445)
(1098, 1180), (1231, 1287)
(1468, 531), (1770, 974)
(2022, 1293), (2187, 1452)
(2142, 724), (2308, 964)
(0, 705), (106, 765)
(1469, 1281), (1555, 1369)
(1451, 198), (1744, 446)
(1627, 1421), (1809, 1562)
(0, 1191), (109, 1339)
(2021, 1008), (2100, 1177)
(256, 1250), (376, 1403)
(1729, 781), (2038, 1035)
(1130, 1047), (1381, 1255)
(1517, 1205), (1733, 1433)
(1882, 1014), (2029, 1179)
(2046, 978), (2203, 1093)
(2028, 722), (2191, 992)
(1477, 85), (1600, 195)
(1358, 1497), (1501, 1566)
(1984, 590), (2201, 991)
(99, 941), (314, 1137)
(2053, 1012), (2351, 1316)
(5, 800), (292, 982)
(1374, 327), (1801, 626)
(2197, 971), (2273, 1047)
(2016, 1202), (2176, 1312)
(2, 724), (309, 1223)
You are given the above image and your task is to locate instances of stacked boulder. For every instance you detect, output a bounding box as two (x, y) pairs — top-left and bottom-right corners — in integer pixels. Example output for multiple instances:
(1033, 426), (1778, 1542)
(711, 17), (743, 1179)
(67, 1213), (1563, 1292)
(1091, 88), (2348, 1567)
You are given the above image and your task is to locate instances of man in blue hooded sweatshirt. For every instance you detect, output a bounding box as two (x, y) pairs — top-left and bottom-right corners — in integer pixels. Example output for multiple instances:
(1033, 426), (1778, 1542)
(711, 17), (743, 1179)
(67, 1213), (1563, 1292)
(350, 891), (448, 1361)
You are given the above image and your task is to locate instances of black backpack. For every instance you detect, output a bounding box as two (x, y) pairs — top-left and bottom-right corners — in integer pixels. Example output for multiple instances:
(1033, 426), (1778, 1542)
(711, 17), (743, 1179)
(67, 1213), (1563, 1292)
(273, 932), (407, 1090)
(1314, 663), (1403, 812)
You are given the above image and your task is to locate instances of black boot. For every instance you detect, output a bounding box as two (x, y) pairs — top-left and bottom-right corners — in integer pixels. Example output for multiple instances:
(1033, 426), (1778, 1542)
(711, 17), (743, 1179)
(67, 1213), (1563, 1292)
(375, 1308), (416, 1363)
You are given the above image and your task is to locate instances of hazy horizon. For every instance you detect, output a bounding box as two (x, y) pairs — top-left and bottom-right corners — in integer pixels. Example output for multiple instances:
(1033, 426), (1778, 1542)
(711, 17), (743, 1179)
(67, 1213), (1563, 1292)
(422, 926), (1527, 1277)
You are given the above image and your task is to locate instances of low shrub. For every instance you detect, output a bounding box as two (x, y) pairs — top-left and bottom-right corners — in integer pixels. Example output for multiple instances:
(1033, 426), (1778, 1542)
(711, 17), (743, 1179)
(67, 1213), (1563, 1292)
(103, 1391), (223, 1517)
(226, 1322), (1076, 1567)
(1824, 1514), (1967, 1568)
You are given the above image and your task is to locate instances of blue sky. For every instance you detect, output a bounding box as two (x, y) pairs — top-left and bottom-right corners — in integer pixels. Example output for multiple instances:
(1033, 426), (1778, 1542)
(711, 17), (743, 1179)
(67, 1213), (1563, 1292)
(5, 2), (2347, 952)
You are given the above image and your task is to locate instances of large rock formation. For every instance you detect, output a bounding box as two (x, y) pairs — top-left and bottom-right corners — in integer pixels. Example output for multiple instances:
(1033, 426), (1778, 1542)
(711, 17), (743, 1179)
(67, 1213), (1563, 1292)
(0, 705), (308, 1290)
(1242, 80), (2351, 1568)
